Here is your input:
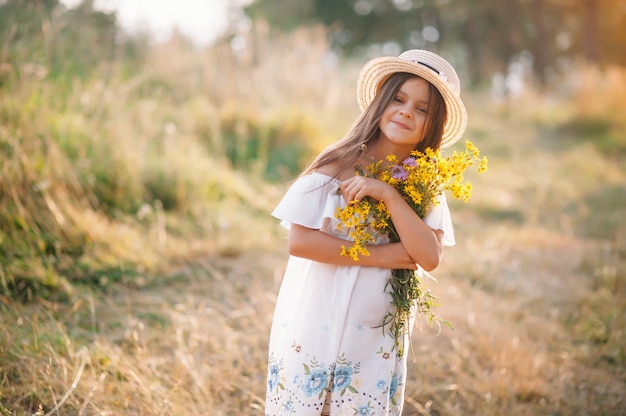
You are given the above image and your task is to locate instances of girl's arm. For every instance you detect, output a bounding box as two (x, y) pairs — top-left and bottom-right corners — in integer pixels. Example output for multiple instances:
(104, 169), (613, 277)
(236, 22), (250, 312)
(288, 223), (419, 270)
(341, 176), (444, 271)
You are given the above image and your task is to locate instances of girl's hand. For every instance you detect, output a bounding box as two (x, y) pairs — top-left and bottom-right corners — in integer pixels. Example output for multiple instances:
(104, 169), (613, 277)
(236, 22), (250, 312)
(341, 176), (395, 203)
(369, 242), (418, 270)
(341, 174), (444, 272)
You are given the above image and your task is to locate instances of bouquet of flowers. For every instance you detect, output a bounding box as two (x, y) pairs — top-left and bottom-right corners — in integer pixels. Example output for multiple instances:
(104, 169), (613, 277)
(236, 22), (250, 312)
(336, 140), (488, 357)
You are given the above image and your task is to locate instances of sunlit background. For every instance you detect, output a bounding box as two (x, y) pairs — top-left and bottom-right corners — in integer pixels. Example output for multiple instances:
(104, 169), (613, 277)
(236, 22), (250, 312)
(59, 0), (251, 45)
(1, 0), (625, 415)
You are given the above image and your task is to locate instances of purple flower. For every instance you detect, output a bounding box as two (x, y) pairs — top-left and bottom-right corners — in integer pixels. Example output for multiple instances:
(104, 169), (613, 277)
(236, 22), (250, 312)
(402, 157), (417, 167)
(391, 165), (408, 181)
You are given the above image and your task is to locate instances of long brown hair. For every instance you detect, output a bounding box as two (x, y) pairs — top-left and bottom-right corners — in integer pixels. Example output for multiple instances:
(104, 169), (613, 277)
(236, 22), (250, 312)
(303, 72), (447, 177)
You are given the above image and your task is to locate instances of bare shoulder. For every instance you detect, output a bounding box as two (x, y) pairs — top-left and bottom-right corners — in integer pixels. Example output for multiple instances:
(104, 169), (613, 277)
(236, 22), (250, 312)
(314, 162), (355, 181)
(314, 163), (339, 177)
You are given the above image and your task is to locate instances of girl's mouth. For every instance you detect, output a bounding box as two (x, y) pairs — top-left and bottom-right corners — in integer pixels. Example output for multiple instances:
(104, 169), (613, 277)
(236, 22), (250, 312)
(392, 120), (410, 130)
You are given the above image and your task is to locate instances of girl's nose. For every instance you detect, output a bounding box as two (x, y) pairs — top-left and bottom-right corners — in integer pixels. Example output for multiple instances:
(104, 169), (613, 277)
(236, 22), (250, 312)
(399, 107), (412, 118)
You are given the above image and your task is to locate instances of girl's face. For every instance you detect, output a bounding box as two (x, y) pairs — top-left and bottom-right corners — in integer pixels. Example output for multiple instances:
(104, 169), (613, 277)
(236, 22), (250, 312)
(377, 77), (430, 154)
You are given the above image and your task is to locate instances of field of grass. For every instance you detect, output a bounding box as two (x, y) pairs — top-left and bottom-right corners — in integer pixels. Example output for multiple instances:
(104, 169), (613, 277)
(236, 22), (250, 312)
(1, 24), (625, 415)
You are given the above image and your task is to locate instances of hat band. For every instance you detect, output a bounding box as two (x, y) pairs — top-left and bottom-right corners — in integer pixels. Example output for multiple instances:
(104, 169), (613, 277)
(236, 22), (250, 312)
(413, 60), (440, 74)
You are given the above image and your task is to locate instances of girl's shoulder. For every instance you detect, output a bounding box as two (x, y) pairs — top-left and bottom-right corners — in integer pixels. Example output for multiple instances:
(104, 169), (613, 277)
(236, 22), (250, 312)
(314, 162), (353, 182)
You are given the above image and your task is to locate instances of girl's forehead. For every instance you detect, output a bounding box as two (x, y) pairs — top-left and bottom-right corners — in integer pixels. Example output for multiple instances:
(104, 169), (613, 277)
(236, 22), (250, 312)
(400, 76), (428, 87)
(398, 77), (431, 97)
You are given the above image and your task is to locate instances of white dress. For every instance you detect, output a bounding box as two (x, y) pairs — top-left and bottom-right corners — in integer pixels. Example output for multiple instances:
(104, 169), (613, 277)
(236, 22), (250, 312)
(265, 172), (455, 416)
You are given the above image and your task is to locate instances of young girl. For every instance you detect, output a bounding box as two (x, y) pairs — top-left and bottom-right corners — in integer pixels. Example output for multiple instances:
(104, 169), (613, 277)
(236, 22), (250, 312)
(265, 49), (467, 416)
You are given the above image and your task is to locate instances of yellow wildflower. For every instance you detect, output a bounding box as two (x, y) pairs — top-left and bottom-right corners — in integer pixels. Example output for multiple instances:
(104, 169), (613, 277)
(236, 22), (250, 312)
(334, 140), (488, 356)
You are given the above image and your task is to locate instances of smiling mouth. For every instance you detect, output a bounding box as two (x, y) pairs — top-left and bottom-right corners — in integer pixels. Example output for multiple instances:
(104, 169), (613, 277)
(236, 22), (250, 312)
(392, 121), (410, 129)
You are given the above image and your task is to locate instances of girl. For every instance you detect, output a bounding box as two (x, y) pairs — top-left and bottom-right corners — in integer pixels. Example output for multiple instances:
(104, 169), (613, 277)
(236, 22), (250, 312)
(265, 49), (467, 416)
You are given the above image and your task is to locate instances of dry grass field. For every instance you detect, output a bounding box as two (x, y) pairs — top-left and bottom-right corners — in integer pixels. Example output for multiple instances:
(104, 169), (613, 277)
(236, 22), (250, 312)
(1, 28), (625, 415)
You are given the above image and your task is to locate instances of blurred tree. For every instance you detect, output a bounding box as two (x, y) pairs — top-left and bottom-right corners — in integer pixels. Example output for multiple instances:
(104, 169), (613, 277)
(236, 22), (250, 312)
(244, 0), (626, 86)
(244, 0), (315, 32)
(245, 0), (446, 53)
(449, 0), (529, 86)
(581, 0), (600, 63)
(567, 0), (626, 66)
(528, 0), (552, 86)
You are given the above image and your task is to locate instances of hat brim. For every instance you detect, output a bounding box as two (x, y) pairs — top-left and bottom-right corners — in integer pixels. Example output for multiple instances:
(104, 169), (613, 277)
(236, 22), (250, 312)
(357, 57), (467, 149)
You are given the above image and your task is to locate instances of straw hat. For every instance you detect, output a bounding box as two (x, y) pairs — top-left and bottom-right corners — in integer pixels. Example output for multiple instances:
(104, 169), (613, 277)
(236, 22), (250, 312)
(357, 49), (467, 149)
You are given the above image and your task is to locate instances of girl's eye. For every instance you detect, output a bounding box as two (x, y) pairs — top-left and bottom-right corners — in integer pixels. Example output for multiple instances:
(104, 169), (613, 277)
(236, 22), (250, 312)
(416, 107), (427, 114)
(393, 97), (404, 103)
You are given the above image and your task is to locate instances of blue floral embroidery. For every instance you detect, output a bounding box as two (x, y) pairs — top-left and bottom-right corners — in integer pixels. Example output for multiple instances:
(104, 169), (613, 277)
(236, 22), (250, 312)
(375, 379), (386, 390)
(389, 372), (401, 404)
(332, 353), (360, 395)
(267, 352), (285, 393)
(283, 398), (294, 412)
(369, 371), (402, 406)
(301, 367), (329, 397)
(353, 402), (374, 415)
(332, 365), (354, 391)
(268, 363), (280, 391)
(389, 373), (399, 397)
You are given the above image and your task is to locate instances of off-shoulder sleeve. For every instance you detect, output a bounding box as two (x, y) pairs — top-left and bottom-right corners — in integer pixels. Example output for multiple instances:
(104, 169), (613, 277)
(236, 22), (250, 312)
(423, 192), (456, 247)
(271, 173), (343, 230)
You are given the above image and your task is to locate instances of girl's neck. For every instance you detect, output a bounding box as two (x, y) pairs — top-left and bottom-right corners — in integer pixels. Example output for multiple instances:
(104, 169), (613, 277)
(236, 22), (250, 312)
(362, 141), (413, 165)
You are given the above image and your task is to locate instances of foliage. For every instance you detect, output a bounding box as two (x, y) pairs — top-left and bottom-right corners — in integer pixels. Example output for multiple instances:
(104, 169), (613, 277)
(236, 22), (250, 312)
(0, 69), (287, 298)
(0, 4), (335, 300)
(0, 0), (147, 88)
(210, 110), (317, 182)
